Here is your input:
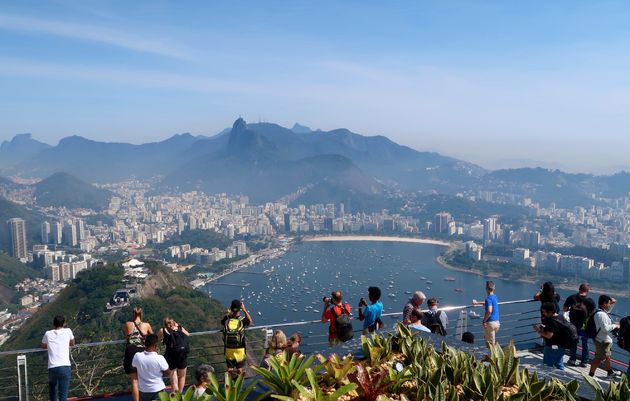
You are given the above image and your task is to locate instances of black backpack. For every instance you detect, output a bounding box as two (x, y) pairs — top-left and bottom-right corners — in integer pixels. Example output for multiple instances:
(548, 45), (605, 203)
(585, 310), (602, 340)
(552, 316), (578, 349)
(422, 310), (447, 336)
(165, 329), (189, 355)
(618, 316), (630, 351)
(223, 316), (246, 349)
(568, 295), (589, 329)
(331, 304), (353, 342)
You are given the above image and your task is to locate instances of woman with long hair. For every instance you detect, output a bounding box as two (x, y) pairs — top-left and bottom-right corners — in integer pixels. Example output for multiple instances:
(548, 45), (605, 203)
(158, 317), (190, 392)
(123, 307), (153, 401)
(534, 281), (561, 315)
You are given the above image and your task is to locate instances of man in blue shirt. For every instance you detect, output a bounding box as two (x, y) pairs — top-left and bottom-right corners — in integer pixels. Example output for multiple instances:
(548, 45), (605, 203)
(473, 281), (500, 348)
(358, 286), (383, 334)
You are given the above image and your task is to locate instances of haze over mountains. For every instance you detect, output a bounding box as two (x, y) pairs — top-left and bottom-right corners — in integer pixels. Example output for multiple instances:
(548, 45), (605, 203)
(2, 118), (630, 208)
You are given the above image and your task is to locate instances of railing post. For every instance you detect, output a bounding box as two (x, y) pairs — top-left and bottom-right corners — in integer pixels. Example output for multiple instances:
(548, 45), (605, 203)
(17, 354), (30, 401)
(456, 309), (468, 341)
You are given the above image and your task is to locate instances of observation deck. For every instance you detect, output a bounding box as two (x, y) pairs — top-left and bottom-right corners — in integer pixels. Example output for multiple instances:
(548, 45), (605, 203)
(1, 299), (627, 401)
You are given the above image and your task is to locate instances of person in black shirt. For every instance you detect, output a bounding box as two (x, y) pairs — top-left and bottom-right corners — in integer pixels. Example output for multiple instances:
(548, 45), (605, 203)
(534, 302), (566, 370)
(563, 283), (595, 367)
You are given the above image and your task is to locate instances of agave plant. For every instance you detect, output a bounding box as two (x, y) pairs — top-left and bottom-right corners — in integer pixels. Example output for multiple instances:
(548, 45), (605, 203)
(251, 351), (318, 397)
(317, 353), (356, 386)
(583, 373), (629, 401)
(272, 368), (357, 401)
(361, 333), (394, 367)
(484, 342), (519, 387)
(205, 372), (268, 401)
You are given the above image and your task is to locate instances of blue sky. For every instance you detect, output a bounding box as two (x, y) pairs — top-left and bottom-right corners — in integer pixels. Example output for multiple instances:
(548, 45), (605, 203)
(1, 1), (630, 173)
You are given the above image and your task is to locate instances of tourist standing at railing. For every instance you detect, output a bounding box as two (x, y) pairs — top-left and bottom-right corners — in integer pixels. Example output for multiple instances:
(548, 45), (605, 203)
(287, 332), (302, 355)
(358, 286), (383, 334)
(534, 282), (561, 317)
(132, 334), (170, 401)
(472, 281), (500, 347)
(41, 315), (75, 401)
(534, 302), (569, 370)
(123, 307), (153, 401)
(402, 291), (426, 325)
(588, 295), (621, 379)
(221, 299), (253, 376)
(261, 330), (288, 369)
(563, 283), (595, 367)
(158, 317), (190, 392)
(408, 309), (431, 333)
(422, 297), (448, 336)
(321, 290), (353, 346)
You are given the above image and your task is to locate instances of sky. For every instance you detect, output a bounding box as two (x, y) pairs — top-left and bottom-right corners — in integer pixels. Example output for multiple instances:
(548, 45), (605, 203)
(1, 1), (630, 174)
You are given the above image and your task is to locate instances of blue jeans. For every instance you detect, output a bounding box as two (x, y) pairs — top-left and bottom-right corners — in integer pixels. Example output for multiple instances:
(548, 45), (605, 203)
(569, 332), (589, 362)
(543, 345), (565, 370)
(48, 366), (71, 401)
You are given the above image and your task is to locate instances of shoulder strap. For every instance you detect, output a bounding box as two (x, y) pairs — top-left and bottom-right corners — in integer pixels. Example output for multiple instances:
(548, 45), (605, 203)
(133, 321), (145, 338)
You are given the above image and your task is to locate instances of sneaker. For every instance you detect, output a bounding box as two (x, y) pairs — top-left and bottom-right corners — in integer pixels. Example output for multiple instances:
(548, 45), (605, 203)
(566, 360), (578, 367)
(606, 370), (621, 379)
(578, 362), (588, 368)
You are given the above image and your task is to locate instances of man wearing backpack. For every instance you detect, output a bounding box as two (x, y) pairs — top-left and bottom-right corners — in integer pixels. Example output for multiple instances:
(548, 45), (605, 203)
(588, 295), (621, 379)
(421, 297), (448, 336)
(221, 299), (253, 376)
(321, 290), (352, 346)
(534, 302), (575, 370)
(563, 283), (596, 367)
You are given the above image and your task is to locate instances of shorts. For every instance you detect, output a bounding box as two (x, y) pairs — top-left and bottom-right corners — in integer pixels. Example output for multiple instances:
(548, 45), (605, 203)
(123, 345), (145, 374)
(594, 341), (612, 360)
(165, 352), (188, 370)
(225, 347), (246, 369)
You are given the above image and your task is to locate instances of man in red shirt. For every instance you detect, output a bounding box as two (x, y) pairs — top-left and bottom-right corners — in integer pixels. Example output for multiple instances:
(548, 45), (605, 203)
(321, 290), (352, 346)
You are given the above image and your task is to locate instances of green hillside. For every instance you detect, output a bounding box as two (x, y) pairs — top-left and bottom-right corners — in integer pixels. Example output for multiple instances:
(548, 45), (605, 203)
(0, 252), (41, 304)
(34, 172), (112, 210)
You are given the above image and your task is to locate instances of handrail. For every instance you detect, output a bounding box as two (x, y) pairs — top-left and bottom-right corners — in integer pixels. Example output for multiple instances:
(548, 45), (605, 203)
(0, 298), (539, 357)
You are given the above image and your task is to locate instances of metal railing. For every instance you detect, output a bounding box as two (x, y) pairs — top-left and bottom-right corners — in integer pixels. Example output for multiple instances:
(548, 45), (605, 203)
(0, 298), (627, 401)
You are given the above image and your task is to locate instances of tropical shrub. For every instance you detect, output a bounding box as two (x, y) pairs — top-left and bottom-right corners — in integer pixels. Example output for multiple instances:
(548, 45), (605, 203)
(272, 368), (357, 401)
(251, 352), (318, 397)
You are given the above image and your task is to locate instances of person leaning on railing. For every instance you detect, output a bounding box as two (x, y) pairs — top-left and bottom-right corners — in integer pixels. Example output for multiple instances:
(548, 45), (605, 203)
(41, 315), (75, 401)
(472, 281), (500, 348)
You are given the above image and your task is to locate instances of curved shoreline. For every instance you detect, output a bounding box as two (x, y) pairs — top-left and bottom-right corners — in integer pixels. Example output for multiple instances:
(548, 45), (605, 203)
(299, 235), (630, 298)
(301, 235), (450, 247)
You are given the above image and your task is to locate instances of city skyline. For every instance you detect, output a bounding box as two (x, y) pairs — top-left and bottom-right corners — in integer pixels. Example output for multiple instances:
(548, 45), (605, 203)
(2, 2), (630, 173)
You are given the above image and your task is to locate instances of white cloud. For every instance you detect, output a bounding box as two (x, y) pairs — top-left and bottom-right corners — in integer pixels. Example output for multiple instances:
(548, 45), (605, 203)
(0, 13), (192, 60)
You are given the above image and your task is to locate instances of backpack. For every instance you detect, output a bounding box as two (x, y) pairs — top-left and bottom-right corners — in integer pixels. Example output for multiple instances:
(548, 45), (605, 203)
(568, 295), (589, 329)
(552, 316), (578, 349)
(584, 309), (602, 340)
(331, 304), (353, 342)
(223, 316), (245, 349)
(165, 329), (189, 355)
(422, 310), (447, 336)
(618, 316), (630, 351)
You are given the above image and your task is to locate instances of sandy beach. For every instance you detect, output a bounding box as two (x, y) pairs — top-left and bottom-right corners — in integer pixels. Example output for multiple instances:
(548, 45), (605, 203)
(301, 235), (450, 247)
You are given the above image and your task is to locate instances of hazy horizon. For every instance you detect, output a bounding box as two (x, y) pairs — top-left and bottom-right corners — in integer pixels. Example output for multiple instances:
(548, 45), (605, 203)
(2, 1), (630, 174)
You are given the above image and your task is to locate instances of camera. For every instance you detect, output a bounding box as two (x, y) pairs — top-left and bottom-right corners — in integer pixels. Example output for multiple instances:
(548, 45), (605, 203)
(322, 296), (331, 303)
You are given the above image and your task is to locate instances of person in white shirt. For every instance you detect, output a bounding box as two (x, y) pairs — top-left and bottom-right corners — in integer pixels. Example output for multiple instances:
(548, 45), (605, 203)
(588, 295), (621, 379)
(132, 334), (170, 401)
(41, 315), (75, 401)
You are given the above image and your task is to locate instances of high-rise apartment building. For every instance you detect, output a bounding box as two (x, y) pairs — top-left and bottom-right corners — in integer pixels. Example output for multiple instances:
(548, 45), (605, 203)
(7, 218), (27, 260)
(63, 220), (77, 247)
(52, 221), (63, 244)
(41, 221), (51, 244)
(76, 219), (85, 241)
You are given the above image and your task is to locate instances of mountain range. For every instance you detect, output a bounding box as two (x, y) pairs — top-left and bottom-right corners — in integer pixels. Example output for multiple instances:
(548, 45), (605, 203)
(3, 119), (630, 207)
